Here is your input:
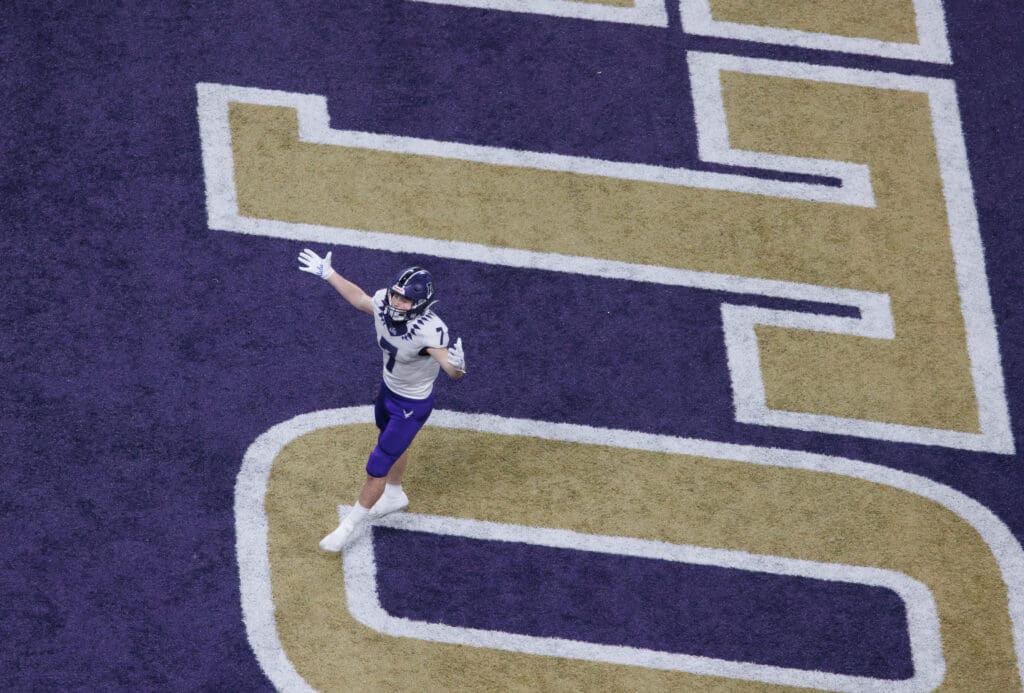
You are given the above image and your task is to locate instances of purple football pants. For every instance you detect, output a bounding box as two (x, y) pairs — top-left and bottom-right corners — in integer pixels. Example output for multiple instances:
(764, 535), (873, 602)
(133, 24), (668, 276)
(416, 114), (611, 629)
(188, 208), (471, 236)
(366, 383), (435, 477)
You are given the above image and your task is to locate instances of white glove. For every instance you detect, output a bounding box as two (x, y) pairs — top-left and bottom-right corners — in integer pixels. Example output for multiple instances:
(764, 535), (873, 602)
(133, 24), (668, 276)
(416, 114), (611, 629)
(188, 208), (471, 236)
(298, 248), (335, 280)
(447, 337), (466, 373)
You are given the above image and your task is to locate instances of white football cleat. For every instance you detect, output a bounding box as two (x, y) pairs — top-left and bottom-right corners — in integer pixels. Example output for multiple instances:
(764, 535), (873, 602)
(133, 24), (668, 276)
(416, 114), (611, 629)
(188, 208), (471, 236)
(368, 490), (409, 519)
(318, 516), (359, 552)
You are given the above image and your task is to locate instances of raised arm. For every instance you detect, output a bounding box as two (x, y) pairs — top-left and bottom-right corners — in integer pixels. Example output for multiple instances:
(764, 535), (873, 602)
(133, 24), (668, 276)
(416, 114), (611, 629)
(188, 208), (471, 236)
(297, 248), (374, 314)
(428, 337), (466, 380)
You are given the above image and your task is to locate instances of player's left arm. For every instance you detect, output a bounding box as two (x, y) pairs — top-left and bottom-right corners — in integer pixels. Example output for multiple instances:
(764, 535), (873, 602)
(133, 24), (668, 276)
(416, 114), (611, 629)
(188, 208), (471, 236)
(428, 337), (466, 380)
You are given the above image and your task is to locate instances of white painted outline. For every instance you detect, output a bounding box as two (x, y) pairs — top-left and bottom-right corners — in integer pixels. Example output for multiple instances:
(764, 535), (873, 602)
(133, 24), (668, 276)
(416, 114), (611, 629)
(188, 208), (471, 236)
(685, 52), (1014, 454)
(679, 0), (952, 64)
(195, 54), (1013, 454)
(342, 508), (943, 692)
(195, 82), (876, 215)
(235, 407), (1024, 691)
(407, 0), (669, 28)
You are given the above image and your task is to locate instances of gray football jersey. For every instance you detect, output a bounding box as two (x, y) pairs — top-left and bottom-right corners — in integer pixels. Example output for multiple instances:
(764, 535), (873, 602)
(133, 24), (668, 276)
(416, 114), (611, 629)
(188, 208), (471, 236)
(372, 289), (450, 399)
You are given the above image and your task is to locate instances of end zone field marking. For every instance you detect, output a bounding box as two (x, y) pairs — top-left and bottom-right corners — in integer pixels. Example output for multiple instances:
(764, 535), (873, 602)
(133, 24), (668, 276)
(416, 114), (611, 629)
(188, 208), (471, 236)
(341, 508), (943, 691)
(235, 407), (1024, 691)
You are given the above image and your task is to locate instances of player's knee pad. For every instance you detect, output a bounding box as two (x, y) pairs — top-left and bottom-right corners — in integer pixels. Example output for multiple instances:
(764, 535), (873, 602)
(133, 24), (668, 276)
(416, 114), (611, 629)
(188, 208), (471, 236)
(366, 446), (399, 478)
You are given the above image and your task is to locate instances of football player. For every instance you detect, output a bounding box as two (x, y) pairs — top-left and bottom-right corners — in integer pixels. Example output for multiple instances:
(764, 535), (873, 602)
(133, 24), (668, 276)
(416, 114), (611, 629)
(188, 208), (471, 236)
(298, 248), (466, 552)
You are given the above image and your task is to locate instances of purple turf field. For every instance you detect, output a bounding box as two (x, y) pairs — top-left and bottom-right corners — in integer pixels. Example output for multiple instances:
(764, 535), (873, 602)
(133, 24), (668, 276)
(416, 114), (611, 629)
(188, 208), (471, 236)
(3, 1), (1024, 689)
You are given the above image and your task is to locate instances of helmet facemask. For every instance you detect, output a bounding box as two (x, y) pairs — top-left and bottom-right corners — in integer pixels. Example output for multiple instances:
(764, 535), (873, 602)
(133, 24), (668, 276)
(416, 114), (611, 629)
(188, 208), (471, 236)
(384, 267), (435, 326)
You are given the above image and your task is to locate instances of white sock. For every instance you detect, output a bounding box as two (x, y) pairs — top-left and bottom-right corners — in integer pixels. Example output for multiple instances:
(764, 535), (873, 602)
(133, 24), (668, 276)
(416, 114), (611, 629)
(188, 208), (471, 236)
(349, 501), (371, 523)
(384, 482), (404, 496)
